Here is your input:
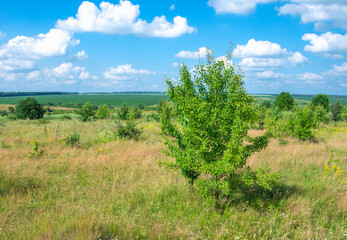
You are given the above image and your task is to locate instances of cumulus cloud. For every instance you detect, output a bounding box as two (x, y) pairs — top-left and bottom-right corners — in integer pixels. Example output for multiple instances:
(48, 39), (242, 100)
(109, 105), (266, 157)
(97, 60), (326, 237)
(234, 39), (309, 71)
(26, 62), (94, 84)
(256, 70), (286, 78)
(239, 52), (308, 69)
(175, 47), (210, 59)
(278, 1), (347, 30)
(104, 64), (154, 82)
(324, 62), (347, 76)
(56, 1), (196, 38)
(207, 0), (276, 15)
(302, 32), (347, 53)
(0, 59), (36, 72)
(70, 50), (88, 61)
(0, 29), (78, 60)
(233, 39), (289, 58)
(297, 72), (323, 80)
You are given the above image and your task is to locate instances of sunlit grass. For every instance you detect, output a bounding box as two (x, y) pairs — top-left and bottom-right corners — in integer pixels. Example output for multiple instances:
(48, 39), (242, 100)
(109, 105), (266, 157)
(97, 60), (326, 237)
(0, 119), (346, 239)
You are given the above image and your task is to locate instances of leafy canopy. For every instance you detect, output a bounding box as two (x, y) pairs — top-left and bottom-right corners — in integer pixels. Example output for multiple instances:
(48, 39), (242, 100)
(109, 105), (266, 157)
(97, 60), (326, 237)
(312, 94), (329, 112)
(15, 97), (44, 119)
(160, 52), (278, 206)
(274, 92), (294, 111)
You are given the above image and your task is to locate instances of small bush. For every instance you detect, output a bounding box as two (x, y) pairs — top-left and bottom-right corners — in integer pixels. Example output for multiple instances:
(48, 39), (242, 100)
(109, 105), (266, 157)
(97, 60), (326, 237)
(95, 105), (110, 119)
(64, 132), (80, 147)
(118, 103), (129, 120)
(78, 102), (97, 122)
(15, 97), (45, 119)
(28, 141), (44, 158)
(117, 121), (141, 140)
(129, 106), (142, 120)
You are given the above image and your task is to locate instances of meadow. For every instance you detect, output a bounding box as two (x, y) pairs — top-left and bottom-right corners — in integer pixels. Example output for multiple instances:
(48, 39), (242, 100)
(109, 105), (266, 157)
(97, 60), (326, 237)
(0, 114), (346, 239)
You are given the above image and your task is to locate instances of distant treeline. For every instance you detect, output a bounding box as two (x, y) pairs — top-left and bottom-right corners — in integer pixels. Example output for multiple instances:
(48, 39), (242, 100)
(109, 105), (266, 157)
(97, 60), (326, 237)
(0, 92), (77, 97)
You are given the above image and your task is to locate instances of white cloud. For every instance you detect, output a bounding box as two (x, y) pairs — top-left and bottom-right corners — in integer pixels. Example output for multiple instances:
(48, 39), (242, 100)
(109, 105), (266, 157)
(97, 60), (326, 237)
(207, 0), (276, 15)
(70, 50), (88, 61)
(278, 2), (347, 30)
(56, 1), (196, 38)
(233, 39), (289, 58)
(324, 62), (347, 77)
(26, 62), (93, 83)
(239, 52), (309, 69)
(297, 72), (323, 80)
(302, 32), (347, 53)
(104, 64), (154, 82)
(256, 70), (286, 78)
(175, 47), (210, 59)
(170, 4), (175, 11)
(0, 59), (35, 72)
(0, 29), (78, 60)
(321, 53), (344, 59)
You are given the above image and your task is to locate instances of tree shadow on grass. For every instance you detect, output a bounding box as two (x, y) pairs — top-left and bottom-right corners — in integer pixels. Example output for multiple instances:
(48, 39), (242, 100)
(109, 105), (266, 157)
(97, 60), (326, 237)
(220, 182), (300, 213)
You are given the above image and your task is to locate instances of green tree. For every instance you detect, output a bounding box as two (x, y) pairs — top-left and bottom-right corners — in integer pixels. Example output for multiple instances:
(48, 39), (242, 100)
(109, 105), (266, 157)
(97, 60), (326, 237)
(8, 106), (15, 114)
(95, 105), (110, 119)
(331, 101), (343, 121)
(311, 94), (329, 112)
(293, 106), (316, 141)
(342, 105), (347, 122)
(118, 103), (129, 120)
(78, 102), (97, 121)
(129, 106), (142, 120)
(274, 92), (294, 111)
(160, 54), (278, 207)
(15, 97), (45, 119)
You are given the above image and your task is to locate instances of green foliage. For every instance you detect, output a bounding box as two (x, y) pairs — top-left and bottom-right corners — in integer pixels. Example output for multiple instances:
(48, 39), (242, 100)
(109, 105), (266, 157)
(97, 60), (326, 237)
(160, 54), (279, 207)
(331, 101), (343, 121)
(157, 100), (174, 130)
(28, 141), (44, 158)
(15, 97), (45, 120)
(8, 106), (15, 114)
(342, 105), (347, 121)
(261, 100), (272, 109)
(118, 103), (129, 120)
(129, 106), (142, 120)
(274, 92), (294, 111)
(95, 105), (110, 119)
(117, 121), (141, 140)
(312, 94), (329, 112)
(313, 105), (330, 125)
(292, 106), (316, 141)
(144, 113), (160, 122)
(78, 102), (97, 122)
(64, 132), (80, 147)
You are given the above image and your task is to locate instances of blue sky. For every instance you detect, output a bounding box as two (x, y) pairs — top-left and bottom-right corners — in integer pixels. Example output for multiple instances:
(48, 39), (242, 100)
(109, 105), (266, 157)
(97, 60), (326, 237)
(0, 0), (346, 94)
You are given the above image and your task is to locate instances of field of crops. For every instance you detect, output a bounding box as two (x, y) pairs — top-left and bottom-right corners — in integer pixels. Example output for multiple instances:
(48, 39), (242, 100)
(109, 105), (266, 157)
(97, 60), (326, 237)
(0, 94), (168, 107)
(0, 93), (346, 107)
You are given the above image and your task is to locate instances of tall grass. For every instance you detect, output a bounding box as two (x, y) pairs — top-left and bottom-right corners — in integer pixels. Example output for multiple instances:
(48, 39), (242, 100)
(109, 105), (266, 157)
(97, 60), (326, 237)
(0, 119), (346, 239)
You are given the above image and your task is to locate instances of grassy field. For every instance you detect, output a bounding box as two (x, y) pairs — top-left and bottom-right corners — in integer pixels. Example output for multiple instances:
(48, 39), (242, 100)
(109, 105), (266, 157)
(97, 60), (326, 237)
(0, 116), (346, 239)
(0, 94), (168, 107)
(0, 93), (346, 107)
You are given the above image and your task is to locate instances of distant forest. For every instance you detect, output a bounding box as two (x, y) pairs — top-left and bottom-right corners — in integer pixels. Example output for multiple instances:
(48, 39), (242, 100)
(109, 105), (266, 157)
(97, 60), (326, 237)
(0, 92), (76, 97)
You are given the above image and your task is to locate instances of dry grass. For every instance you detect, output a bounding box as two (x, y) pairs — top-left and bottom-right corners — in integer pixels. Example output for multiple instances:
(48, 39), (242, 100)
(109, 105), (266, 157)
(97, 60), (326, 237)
(0, 118), (346, 239)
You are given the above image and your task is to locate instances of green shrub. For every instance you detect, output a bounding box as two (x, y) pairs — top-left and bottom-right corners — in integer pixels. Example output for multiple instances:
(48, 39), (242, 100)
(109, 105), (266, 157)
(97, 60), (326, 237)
(145, 113), (160, 122)
(117, 121), (141, 140)
(95, 105), (110, 119)
(331, 101), (343, 121)
(274, 92), (294, 111)
(129, 106), (142, 120)
(118, 103), (129, 120)
(293, 106), (316, 141)
(342, 105), (347, 121)
(28, 141), (44, 158)
(64, 132), (80, 147)
(78, 102), (97, 122)
(312, 94), (329, 112)
(160, 52), (279, 207)
(15, 97), (45, 119)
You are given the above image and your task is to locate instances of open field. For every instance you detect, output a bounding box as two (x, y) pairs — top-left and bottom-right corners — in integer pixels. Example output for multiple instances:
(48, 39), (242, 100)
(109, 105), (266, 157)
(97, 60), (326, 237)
(0, 117), (346, 239)
(0, 93), (346, 107)
(0, 94), (168, 107)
